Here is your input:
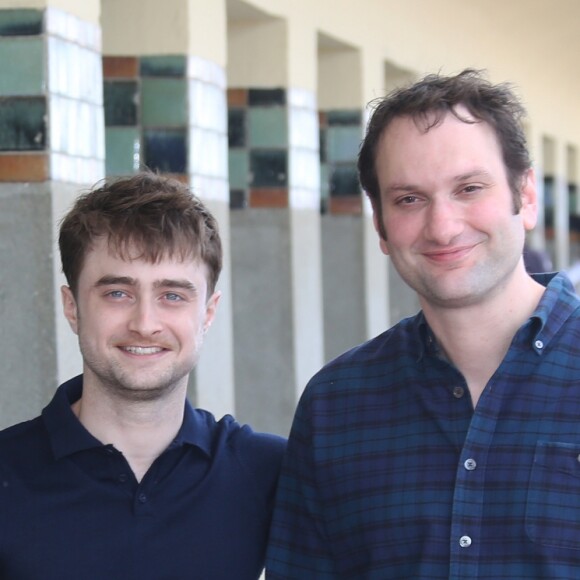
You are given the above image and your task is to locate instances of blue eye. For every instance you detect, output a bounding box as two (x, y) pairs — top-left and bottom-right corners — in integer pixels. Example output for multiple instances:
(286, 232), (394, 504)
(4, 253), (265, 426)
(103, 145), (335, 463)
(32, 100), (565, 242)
(108, 290), (126, 299)
(165, 293), (183, 302)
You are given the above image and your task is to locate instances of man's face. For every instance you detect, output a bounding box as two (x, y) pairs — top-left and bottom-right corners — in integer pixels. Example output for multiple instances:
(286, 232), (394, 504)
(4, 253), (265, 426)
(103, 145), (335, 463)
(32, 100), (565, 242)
(374, 108), (537, 310)
(61, 237), (220, 402)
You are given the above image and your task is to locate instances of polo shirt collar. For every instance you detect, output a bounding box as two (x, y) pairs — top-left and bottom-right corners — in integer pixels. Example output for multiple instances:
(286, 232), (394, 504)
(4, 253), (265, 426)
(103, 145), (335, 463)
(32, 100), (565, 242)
(42, 374), (212, 461)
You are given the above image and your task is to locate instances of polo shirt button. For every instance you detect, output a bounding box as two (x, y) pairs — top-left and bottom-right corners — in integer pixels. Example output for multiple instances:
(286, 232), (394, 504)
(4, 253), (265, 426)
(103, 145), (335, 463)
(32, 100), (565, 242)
(459, 535), (472, 548)
(464, 458), (477, 471)
(452, 386), (465, 399)
(138, 493), (148, 503)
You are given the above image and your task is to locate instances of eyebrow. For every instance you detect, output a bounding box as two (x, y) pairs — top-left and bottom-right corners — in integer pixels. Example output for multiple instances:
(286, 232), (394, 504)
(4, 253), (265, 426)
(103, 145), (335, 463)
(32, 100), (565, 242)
(384, 169), (494, 195)
(95, 276), (197, 292)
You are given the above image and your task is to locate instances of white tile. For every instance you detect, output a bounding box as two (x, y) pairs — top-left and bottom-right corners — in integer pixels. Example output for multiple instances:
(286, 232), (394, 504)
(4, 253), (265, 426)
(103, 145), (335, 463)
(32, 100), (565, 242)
(289, 107), (318, 149)
(288, 87), (316, 110)
(289, 186), (319, 210)
(289, 148), (320, 190)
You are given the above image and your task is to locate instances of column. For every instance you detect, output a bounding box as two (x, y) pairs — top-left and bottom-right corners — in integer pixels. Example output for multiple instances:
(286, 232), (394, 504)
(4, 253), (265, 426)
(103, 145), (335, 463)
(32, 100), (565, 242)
(0, 0), (103, 428)
(317, 39), (368, 361)
(227, 10), (323, 435)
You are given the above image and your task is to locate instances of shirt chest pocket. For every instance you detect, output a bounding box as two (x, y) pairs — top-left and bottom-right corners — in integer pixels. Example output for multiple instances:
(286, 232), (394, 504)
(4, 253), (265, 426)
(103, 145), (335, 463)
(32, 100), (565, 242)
(526, 440), (580, 550)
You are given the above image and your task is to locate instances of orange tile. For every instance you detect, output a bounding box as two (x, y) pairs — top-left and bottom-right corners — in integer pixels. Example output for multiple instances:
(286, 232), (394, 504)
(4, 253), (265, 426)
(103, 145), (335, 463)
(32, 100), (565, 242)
(0, 154), (49, 182)
(329, 195), (363, 215)
(228, 88), (248, 107)
(249, 187), (288, 208)
(103, 56), (139, 79)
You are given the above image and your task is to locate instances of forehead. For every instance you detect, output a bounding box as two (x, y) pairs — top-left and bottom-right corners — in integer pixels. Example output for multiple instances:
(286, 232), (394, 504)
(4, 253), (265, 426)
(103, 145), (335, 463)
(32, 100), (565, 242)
(377, 110), (503, 175)
(79, 237), (208, 281)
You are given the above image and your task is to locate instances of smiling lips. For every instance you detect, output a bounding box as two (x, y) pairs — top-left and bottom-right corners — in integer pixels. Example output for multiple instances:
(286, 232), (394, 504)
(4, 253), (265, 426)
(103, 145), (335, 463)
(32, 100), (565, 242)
(423, 243), (480, 264)
(119, 346), (166, 355)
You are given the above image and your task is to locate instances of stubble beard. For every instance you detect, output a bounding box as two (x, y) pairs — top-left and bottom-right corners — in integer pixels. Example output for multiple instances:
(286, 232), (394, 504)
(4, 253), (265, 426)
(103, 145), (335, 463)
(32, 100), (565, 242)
(78, 333), (200, 404)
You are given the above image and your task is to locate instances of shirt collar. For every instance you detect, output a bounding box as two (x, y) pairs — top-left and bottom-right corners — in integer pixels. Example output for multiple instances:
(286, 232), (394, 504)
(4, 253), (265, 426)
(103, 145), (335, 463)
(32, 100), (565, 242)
(42, 375), (213, 460)
(413, 271), (580, 360)
(527, 271), (580, 351)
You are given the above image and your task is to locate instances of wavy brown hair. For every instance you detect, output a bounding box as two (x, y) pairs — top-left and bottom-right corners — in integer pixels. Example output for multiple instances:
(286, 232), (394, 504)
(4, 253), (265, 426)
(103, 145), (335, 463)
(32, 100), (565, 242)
(59, 172), (222, 296)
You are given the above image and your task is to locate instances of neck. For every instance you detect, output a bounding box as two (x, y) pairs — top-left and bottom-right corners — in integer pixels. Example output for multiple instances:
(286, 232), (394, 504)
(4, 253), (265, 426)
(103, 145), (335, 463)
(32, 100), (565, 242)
(72, 383), (186, 482)
(422, 271), (545, 407)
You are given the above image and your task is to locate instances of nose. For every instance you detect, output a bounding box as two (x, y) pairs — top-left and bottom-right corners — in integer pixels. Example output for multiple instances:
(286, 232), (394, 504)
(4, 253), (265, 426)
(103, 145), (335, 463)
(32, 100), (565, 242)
(423, 198), (464, 245)
(127, 298), (163, 336)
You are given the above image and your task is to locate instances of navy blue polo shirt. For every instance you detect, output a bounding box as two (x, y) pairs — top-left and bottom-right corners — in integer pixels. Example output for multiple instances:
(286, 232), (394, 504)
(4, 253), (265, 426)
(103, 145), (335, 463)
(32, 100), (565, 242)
(0, 375), (285, 579)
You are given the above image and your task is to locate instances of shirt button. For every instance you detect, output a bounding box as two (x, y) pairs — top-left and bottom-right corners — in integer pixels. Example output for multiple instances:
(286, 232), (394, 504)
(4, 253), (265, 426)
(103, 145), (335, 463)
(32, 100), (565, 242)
(464, 458), (477, 471)
(459, 535), (472, 548)
(453, 386), (465, 399)
(534, 339), (544, 349)
(138, 493), (148, 503)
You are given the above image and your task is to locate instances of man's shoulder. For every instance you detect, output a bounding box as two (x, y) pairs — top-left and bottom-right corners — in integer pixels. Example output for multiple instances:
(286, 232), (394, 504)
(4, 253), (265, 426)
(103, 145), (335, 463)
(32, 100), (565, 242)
(217, 413), (286, 462)
(310, 315), (420, 384)
(190, 408), (285, 468)
(0, 415), (50, 474)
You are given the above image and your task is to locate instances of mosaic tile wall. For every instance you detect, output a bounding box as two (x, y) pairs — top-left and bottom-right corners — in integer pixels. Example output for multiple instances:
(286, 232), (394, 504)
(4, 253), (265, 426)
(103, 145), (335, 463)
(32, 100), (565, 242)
(0, 7), (103, 184)
(104, 55), (188, 178)
(319, 109), (362, 214)
(227, 88), (289, 208)
(104, 54), (228, 198)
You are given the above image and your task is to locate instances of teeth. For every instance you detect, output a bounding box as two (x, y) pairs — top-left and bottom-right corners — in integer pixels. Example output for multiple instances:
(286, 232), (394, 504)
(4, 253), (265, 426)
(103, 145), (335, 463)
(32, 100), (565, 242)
(122, 346), (163, 355)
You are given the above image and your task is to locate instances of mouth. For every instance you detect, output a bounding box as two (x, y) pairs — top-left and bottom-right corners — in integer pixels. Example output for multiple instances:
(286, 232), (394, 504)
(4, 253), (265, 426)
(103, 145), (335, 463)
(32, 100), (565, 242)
(423, 243), (478, 264)
(119, 346), (166, 355)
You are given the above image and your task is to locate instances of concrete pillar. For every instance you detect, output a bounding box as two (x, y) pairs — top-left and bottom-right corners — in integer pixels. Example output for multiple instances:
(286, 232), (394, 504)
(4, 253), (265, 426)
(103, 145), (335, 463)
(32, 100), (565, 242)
(526, 125), (547, 251)
(0, 0), (103, 428)
(553, 140), (570, 269)
(317, 39), (368, 361)
(227, 9), (323, 435)
(101, 0), (235, 418)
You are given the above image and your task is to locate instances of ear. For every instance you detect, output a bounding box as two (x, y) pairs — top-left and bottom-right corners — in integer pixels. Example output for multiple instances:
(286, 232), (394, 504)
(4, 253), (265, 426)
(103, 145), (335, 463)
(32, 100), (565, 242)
(203, 290), (221, 333)
(372, 211), (390, 256)
(61, 285), (79, 335)
(520, 168), (538, 232)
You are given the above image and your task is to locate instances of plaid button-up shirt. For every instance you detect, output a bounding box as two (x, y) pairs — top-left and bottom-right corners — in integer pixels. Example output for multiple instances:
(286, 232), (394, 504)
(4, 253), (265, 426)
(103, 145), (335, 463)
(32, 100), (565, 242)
(267, 272), (580, 579)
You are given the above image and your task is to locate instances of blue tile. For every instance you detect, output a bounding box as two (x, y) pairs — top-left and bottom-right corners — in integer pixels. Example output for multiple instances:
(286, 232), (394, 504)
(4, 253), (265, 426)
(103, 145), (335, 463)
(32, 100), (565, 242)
(248, 88), (285, 106)
(104, 81), (138, 126)
(143, 128), (187, 174)
(0, 97), (46, 151)
(326, 110), (361, 126)
(228, 108), (246, 147)
(250, 150), (287, 187)
(0, 9), (43, 36)
(330, 164), (359, 196)
(140, 55), (186, 78)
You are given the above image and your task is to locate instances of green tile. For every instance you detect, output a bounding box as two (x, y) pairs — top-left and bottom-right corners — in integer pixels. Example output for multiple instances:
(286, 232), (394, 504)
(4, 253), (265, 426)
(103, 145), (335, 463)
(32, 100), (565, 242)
(0, 38), (44, 96)
(228, 149), (248, 189)
(0, 9), (43, 36)
(140, 55), (186, 78)
(105, 127), (140, 175)
(0, 97), (46, 151)
(141, 78), (187, 127)
(326, 126), (361, 163)
(248, 107), (287, 148)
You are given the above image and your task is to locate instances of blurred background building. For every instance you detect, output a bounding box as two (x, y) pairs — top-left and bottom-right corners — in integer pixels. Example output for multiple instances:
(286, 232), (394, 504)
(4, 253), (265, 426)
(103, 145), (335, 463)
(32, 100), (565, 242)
(0, 0), (579, 434)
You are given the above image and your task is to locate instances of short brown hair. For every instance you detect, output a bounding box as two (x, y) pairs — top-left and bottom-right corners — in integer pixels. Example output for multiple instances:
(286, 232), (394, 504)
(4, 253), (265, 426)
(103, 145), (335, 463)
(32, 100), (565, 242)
(358, 69), (531, 235)
(59, 172), (222, 296)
